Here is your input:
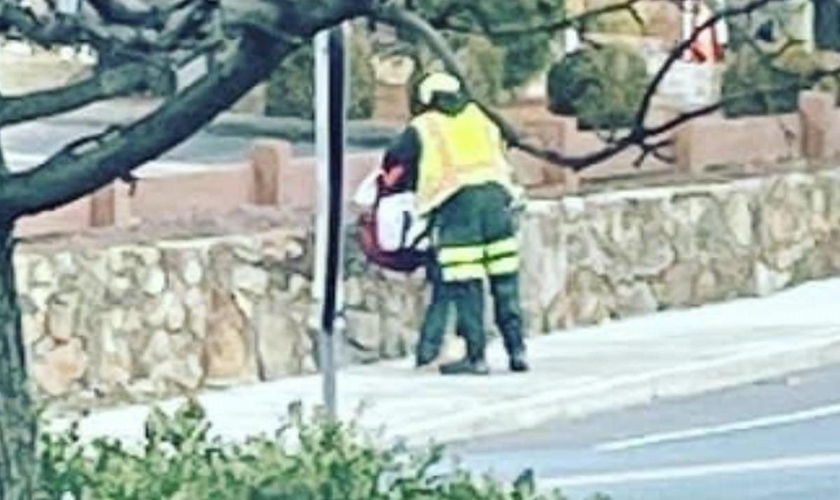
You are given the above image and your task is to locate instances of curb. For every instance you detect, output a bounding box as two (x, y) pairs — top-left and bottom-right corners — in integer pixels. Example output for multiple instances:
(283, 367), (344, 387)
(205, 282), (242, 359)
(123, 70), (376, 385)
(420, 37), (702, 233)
(387, 330), (840, 446)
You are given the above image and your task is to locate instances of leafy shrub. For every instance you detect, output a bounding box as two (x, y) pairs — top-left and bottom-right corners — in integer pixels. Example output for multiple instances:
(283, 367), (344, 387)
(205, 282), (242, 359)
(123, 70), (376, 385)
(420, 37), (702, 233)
(547, 45), (649, 130)
(721, 46), (839, 118)
(480, 0), (559, 92)
(588, 11), (644, 36)
(403, 0), (559, 95)
(38, 400), (586, 500)
(499, 33), (555, 92)
(458, 36), (506, 105)
(265, 32), (375, 120)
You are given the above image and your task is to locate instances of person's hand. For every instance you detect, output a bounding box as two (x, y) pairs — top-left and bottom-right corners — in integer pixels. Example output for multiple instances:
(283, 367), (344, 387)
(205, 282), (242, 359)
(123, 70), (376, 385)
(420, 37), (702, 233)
(509, 185), (527, 214)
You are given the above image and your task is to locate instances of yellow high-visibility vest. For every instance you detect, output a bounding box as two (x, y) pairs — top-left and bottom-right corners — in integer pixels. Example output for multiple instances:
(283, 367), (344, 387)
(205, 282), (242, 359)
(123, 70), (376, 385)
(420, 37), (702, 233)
(412, 103), (514, 214)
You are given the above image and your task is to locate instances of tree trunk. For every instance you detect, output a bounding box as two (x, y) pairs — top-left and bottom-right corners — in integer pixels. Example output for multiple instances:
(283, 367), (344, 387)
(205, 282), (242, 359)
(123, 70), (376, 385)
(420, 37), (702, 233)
(0, 224), (37, 499)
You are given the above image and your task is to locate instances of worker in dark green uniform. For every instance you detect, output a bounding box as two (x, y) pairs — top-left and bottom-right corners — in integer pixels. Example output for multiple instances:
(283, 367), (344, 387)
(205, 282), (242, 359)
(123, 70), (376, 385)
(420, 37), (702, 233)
(382, 71), (528, 375)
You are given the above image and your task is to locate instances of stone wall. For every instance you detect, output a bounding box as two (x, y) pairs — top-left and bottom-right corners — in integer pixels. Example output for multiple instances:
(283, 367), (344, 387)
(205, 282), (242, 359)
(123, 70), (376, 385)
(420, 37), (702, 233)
(17, 229), (306, 406)
(519, 170), (840, 331)
(16, 168), (840, 408)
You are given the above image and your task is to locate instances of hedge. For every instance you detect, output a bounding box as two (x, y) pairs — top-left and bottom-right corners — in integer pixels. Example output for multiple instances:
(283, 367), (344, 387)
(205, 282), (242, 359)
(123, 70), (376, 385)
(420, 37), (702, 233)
(36, 400), (611, 500)
(547, 45), (649, 130)
(265, 33), (376, 120)
(722, 46), (840, 118)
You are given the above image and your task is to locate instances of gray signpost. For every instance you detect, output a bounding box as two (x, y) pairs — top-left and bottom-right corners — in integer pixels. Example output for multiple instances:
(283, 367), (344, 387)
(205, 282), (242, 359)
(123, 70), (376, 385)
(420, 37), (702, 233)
(312, 26), (347, 419)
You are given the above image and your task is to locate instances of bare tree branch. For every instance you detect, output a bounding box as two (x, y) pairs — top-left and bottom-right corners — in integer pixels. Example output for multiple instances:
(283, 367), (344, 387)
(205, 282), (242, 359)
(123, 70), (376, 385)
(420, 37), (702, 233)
(0, 0), (380, 220)
(156, 0), (214, 49)
(1, 0), (835, 221)
(633, 0), (784, 130)
(374, 2), (644, 170)
(0, 1), (76, 46)
(0, 87), (7, 179)
(0, 1), (154, 51)
(0, 144), (8, 178)
(0, 33), (293, 221)
(218, 0), (375, 38)
(84, 0), (164, 29)
(647, 61), (840, 136)
(0, 62), (152, 126)
(431, 0), (646, 37)
(378, 0), (833, 173)
(633, 138), (674, 167)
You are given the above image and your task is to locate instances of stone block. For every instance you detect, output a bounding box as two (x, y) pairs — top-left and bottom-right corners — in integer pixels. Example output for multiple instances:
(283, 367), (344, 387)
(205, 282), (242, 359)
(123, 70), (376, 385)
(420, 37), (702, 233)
(344, 309), (382, 355)
(254, 296), (308, 380)
(34, 338), (88, 397)
(45, 291), (80, 342)
(616, 281), (659, 317)
(232, 265), (269, 296)
(249, 140), (291, 206)
(799, 90), (835, 161)
(90, 183), (132, 227)
(204, 289), (257, 383)
(754, 261), (792, 297)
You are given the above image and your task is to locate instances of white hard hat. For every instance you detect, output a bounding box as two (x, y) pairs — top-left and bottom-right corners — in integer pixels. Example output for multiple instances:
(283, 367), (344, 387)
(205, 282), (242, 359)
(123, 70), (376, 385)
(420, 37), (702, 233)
(418, 72), (462, 105)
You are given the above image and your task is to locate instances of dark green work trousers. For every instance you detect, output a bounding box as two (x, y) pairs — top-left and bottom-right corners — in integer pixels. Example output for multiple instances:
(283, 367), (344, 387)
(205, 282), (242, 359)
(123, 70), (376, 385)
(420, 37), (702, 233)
(416, 256), (453, 366)
(428, 182), (525, 363)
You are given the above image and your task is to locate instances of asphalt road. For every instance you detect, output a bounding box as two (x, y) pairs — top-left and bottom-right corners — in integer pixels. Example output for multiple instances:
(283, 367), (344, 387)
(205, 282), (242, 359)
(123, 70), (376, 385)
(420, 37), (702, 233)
(0, 119), (376, 172)
(1, 121), (294, 170)
(451, 365), (840, 500)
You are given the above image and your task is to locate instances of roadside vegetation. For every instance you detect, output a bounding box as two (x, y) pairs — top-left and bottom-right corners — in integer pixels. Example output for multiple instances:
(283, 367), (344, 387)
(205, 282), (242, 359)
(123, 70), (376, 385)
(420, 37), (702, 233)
(37, 400), (610, 500)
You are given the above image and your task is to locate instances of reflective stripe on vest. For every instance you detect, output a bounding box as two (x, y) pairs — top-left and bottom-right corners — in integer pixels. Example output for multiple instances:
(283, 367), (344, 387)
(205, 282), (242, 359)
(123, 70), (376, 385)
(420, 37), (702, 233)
(412, 104), (512, 213)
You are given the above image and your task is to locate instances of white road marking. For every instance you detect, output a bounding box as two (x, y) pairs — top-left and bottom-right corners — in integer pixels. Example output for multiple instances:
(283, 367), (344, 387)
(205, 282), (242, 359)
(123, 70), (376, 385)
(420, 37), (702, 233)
(595, 402), (840, 452)
(541, 453), (840, 488)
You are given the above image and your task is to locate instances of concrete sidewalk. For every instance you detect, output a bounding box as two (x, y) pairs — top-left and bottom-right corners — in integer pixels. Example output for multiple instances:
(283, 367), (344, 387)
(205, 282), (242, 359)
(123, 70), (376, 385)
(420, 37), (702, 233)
(53, 277), (840, 447)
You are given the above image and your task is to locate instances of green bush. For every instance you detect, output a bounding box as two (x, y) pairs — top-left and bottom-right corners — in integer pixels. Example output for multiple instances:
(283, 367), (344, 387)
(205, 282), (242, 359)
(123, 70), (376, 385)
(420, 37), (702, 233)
(265, 33), (375, 120)
(499, 33), (554, 92)
(588, 11), (644, 36)
(403, 0), (559, 95)
(547, 45), (649, 130)
(459, 36), (506, 105)
(37, 400), (590, 500)
(721, 46), (839, 118)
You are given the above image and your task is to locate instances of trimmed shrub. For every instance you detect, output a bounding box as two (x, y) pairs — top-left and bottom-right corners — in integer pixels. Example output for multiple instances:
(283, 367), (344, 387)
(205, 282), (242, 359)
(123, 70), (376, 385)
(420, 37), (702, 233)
(495, 32), (555, 92)
(721, 46), (840, 118)
(588, 11), (644, 36)
(547, 45), (649, 130)
(265, 33), (376, 120)
(37, 401), (586, 500)
(460, 36), (506, 105)
(403, 0), (558, 96)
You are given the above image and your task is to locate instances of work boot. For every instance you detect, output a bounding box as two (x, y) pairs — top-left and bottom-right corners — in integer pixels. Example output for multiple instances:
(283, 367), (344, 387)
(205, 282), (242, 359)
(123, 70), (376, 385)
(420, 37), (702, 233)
(509, 351), (529, 373)
(439, 358), (490, 376)
(416, 353), (435, 368)
(415, 357), (442, 373)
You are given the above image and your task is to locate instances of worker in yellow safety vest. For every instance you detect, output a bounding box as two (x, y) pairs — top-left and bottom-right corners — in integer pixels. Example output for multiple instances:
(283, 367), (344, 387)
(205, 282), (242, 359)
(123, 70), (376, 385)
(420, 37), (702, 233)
(382, 71), (528, 375)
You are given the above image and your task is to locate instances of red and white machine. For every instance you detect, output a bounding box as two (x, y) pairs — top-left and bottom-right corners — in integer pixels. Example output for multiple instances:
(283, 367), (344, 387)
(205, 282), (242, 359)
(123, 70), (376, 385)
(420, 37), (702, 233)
(682, 0), (726, 63)
(353, 168), (428, 273)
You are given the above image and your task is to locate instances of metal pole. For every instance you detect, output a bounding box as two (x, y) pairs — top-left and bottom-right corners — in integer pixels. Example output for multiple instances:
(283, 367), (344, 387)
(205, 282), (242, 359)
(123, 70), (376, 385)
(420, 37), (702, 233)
(313, 26), (347, 419)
